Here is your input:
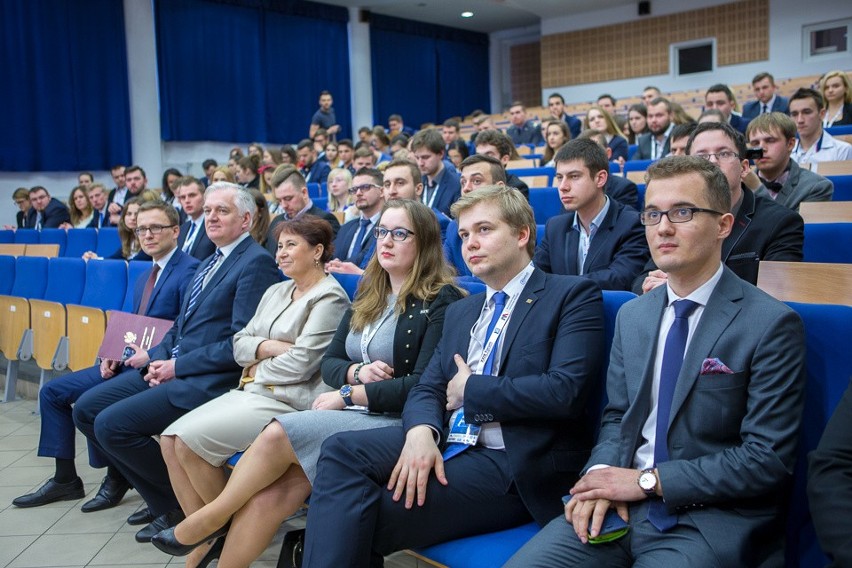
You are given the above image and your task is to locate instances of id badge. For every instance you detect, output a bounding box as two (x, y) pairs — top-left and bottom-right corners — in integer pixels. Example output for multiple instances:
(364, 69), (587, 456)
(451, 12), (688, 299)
(445, 408), (480, 446)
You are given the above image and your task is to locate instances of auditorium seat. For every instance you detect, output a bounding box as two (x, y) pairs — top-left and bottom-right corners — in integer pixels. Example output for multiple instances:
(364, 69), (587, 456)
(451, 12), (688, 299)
(527, 188), (561, 225)
(312, 196), (329, 211)
(122, 261), (151, 312)
(307, 182), (322, 198)
(802, 224), (852, 263)
(0, 230), (13, 243)
(757, 261), (852, 306)
(623, 158), (653, 172)
(0, 255), (15, 295)
(39, 228), (67, 256)
(331, 273), (360, 301)
(13, 229), (39, 244)
(828, 175), (852, 201)
(65, 228), (98, 257)
(505, 167), (555, 187)
(799, 201), (852, 224)
(95, 227), (120, 258)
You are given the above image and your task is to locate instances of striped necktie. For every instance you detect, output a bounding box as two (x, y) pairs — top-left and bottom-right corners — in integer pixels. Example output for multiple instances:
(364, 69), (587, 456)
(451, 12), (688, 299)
(172, 249), (222, 358)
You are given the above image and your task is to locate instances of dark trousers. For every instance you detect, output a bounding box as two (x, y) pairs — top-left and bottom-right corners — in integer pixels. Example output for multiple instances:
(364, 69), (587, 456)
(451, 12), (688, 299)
(72, 369), (186, 516)
(302, 426), (532, 568)
(38, 365), (111, 468)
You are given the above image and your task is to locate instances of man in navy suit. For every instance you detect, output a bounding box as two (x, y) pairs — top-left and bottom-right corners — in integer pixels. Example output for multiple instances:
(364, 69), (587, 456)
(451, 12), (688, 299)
(326, 168), (386, 276)
(411, 128), (461, 217)
(705, 84), (751, 134)
(86, 184), (113, 228)
(175, 177), (216, 261)
(535, 139), (649, 291)
(506, 101), (544, 146)
(27, 186), (70, 229)
(301, 185), (605, 566)
(742, 72), (789, 120)
(548, 93), (583, 139)
(13, 202), (198, 513)
(297, 138), (331, 185)
(72, 183), (281, 542)
(632, 98), (675, 161)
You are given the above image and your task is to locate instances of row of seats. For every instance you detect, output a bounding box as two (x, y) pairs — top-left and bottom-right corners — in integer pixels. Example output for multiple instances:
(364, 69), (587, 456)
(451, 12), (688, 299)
(0, 228), (120, 258)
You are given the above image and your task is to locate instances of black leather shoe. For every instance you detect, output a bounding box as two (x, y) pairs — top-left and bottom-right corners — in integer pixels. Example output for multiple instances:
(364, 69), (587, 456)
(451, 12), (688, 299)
(80, 476), (131, 513)
(150, 522), (230, 556)
(127, 507), (155, 526)
(135, 510), (185, 543)
(12, 477), (85, 508)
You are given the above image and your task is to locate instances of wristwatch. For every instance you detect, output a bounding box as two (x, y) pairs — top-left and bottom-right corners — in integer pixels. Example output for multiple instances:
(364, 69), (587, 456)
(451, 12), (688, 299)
(339, 384), (354, 407)
(638, 468), (658, 496)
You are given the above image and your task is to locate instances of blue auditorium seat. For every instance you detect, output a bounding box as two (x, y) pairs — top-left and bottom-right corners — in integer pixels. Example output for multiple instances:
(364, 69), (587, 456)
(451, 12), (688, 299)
(527, 188), (562, 225)
(0, 256), (15, 295)
(536, 224), (545, 246)
(828, 175), (852, 202)
(826, 125), (852, 136)
(14, 229), (39, 244)
(122, 261), (152, 312)
(307, 182), (322, 198)
(43, 258), (87, 304)
(623, 158), (653, 172)
(331, 273), (361, 301)
(65, 228), (98, 257)
(0, 230), (14, 243)
(10, 257), (50, 299)
(803, 223), (852, 263)
(78, 259), (128, 311)
(39, 228), (67, 256)
(312, 196), (329, 211)
(636, 183), (646, 211)
(455, 277), (485, 296)
(95, 227), (120, 258)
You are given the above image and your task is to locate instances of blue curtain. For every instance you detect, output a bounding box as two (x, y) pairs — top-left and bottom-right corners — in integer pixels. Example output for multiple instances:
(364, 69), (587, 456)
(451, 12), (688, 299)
(0, 0), (132, 171)
(370, 14), (489, 129)
(156, 0), (350, 144)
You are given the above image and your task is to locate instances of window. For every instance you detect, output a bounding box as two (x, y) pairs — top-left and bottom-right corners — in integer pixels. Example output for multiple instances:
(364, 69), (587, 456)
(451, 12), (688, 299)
(803, 20), (850, 61)
(671, 39), (716, 77)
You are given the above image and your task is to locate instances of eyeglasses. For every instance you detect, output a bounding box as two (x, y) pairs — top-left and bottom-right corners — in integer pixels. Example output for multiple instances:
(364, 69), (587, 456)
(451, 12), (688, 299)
(348, 184), (381, 195)
(693, 151), (740, 163)
(639, 207), (724, 226)
(373, 227), (414, 241)
(134, 224), (176, 236)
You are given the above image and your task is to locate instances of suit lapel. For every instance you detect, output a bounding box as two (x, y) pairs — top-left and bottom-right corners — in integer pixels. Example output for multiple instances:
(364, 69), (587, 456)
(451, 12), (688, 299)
(186, 238), (248, 321)
(583, 204), (617, 272)
(496, 269), (545, 370)
(146, 252), (181, 311)
(778, 161), (800, 207)
(562, 215), (581, 276)
(722, 188), (754, 260)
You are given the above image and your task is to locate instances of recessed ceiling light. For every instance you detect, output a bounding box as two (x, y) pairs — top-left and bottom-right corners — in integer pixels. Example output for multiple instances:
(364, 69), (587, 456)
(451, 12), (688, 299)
(461, 11), (474, 18)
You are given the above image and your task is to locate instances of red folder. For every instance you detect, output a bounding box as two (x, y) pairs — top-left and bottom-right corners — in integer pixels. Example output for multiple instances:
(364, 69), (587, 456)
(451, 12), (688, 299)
(98, 311), (175, 361)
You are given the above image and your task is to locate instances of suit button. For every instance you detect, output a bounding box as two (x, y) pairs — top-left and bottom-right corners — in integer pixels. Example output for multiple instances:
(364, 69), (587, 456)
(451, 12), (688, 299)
(407, 330), (412, 334)
(405, 344), (410, 348)
(405, 359), (409, 364)
(408, 314), (413, 319)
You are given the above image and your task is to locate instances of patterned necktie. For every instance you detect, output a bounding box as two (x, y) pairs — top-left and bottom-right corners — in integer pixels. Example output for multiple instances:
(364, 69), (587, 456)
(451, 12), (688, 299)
(36, 212), (43, 231)
(182, 221), (197, 252)
(648, 299), (699, 531)
(172, 250), (222, 358)
(137, 264), (160, 316)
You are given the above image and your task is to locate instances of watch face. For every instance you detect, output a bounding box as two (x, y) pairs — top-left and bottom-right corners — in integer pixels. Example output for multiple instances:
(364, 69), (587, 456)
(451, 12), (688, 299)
(340, 385), (352, 397)
(639, 472), (656, 492)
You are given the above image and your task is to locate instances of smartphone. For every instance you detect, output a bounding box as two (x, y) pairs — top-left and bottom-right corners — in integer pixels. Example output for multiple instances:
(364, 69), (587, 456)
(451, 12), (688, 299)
(121, 346), (137, 361)
(745, 147), (764, 161)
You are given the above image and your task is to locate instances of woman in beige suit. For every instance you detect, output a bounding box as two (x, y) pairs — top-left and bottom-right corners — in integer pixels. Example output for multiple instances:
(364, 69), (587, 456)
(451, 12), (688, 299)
(158, 215), (349, 568)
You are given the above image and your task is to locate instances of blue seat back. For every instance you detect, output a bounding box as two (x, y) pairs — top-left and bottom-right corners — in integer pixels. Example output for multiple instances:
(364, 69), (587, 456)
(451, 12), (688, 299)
(307, 182), (322, 198)
(0, 230), (14, 243)
(623, 158), (653, 172)
(535, 224), (545, 247)
(828, 175), (852, 201)
(123, 261), (151, 312)
(313, 196), (329, 211)
(95, 227), (120, 258)
(826, 125), (852, 136)
(528, 188), (562, 225)
(79, 259), (127, 310)
(455, 277), (485, 296)
(0, 255), (16, 294)
(10, 256), (49, 299)
(43, 258), (86, 304)
(331, 273), (361, 301)
(39, 228), (67, 256)
(803, 223), (852, 263)
(65, 228), (98, 257)
(14, 229), (39, 244)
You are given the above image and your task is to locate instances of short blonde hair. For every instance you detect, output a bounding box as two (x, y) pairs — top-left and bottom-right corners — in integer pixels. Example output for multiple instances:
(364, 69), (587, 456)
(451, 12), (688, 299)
(450, 185), (536, 257)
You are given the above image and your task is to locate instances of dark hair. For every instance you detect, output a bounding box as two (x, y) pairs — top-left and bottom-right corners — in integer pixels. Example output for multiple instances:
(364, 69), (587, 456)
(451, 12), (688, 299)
(247, 188), (270, 246)
(597, 94), (616, 106)
(137, 200), (181, 227)
(443, 118), (460, 130)
(670, 122), (698, 142)
(29, 185), (49, 196)
(161, 168), (182, 200)
(280, 144), (298, 164)
(388, 113), (403, 123)
(358, 126), (372, 135)
(202, 159), (218, 170)
(353, 167), (383, 187)
(125, 165), (146, 179)
(474, 129), (515, 159)
(319, 90), (331, 97)
(789, 87), (825, 110)
(446, 139), (470, 160)
(686, 121), (748, 158)
(237, 155), (260, 175)
(383, 160), (421, 187)
(338, 139), (354, 150)
(548, 93), (565, 104)
(272, 215), (336, 264)
(410, 129), (444, 155)
(752, 72), (775, 85)
(646, 155), (731, 214)
(706, 83), (735, 102)
(297, 139), (314, 151)
(554, 138), (609, 176)
(459, 154), (507, 184)
(648, 97), (672, 112)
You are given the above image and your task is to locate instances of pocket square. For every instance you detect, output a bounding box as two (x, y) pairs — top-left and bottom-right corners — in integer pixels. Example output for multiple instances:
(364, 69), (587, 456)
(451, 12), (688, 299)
(700, 357), (734, 375)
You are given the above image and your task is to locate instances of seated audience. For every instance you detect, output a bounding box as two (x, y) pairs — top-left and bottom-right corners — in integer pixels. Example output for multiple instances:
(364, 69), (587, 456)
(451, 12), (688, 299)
(337, 139), (355, 172)
(78, 172), (94, 189)
(297, 139), (331, 185)
(151, 200), (463, 567)
(236, 156), (261, 190)
(108, 164), (127, 208)
(642, 85), (662, 107)
(667, 122), (699, 157)
(388, 113), (416, 137)
(247, 188), (270, 247)
(577, 129), (640, 208)
(505, 155), (806, 568)
(821, 70), (852, 127)
(534, 138), (649, 290)
(475, 129), (530, 199)
(446, 139), (469, 169)
(12, 202), (198, 513)
(705, 83), (751, 134)
(548, 92), (583, 138)
(326, 168), (386, 275)
(747, 112), (833, 210)
(742, 72), (789, 119)
(632, 98), (674, 161)
(597, 94), (617, 116)
(327, 167), (356, 222)
(210, 166), (234, 184)
(790, 88), (852, 164)
(626, 103), (649, 145)
(507, 100), (544, 146)
(323, 142), (339, 168)
(381, 158), (450, 238)
(585, 105), (629, 162)
(199, 159), (218, 187)
(11, 187), (31, 228)
(161, 168), (183, 209)
(247, 143), (264, 159)
(670, 102), (696, 125)
(94, 197), (153, 261)
(62, 185), (94, 229)
(280, 144), (298, 166)
(541, 120), (571, 167)
(263, 148), (283, 167)
(351, 146), (377, 170)
(370, 126), (393, 163)
(442, 119), (461, 151)
(411, 128), (461, 217)
(176, 177), (216, 261)
(27, 186), (70, 229)
(87, 183), (113, 228)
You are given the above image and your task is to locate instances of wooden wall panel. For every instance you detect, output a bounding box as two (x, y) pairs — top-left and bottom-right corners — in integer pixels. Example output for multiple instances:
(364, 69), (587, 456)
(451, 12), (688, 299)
(510, 41), (542, 107)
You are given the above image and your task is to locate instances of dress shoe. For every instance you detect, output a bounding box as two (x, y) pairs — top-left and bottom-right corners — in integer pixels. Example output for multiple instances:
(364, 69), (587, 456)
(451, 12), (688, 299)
(80, 476), (131, 513)
(150, 522), (230, 556)
(279, 528), (305, 568)
(127, 507), (155, 526)
(135, 510), (185, 543)
(12, 477), (85, 508)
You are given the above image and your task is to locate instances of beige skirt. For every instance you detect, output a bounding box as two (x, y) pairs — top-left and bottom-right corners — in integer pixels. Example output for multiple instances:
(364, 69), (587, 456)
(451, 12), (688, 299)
(162, 389), (298, 467)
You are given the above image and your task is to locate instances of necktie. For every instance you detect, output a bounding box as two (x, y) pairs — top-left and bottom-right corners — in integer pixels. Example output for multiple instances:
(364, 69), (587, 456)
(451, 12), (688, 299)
(348, 218), (371, 261)
(182, 221), (197, 252)
(98, 211), (104, 228)
(36, 212), (43, 231)
(648, 299), (699, 531)
(762, 103), (768, 114)
(173, 250), (222, 358)
(137, 265), (160, 316)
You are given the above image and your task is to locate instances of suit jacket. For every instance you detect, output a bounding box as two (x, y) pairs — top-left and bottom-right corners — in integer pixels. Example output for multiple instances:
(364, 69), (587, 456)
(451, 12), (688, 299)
(608, 136), (629, 162)
(592, 267), (806, 565)
(505, 173), (530, 200)
(729, 113), (751, 134)
(561, 114), (583, 139)
(507, 120), (543, 146)
(830, 102), (852, 126)
(755, 159), (834, 210)
(177, 218), (216, 261)
(132, 249), (199, 318)
(605, 175), (639, 209)
(423, 166), (461, 217)
(265, 205), (341, 256)
(321, 284), (464, 414)
(534, 200), (649, 291)
(742, 96), (789, 120)
(146, 235), (281, 410)
(86, 207), (113, 229)
(333, 216), (376, 269)
(16, 210), (27, 228)
(632, 187), (804, 293)
(303, 160), (331, 185)
(443, 219), (471, 278)
(27, 198), (70, 229)
(632, 132), (670, 161)
(402, 269), (605, 525)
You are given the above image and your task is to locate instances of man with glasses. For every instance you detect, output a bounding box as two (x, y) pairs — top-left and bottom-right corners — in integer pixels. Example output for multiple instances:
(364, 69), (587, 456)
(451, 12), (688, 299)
(506, 155), (806, 568)
(633, 122), (803, 294)
(326, 168), (385, 275)
(13, 202), (198, 514)
(26, 186), (70, 229)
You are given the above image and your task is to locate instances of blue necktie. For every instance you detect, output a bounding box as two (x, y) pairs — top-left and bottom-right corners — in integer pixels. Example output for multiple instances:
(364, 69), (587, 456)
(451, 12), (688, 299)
(98, 211), (104, 228)
(348, 218), (371, 261)
(182, 221), (197, 252)
(648, 299), (699, 531)
(173, 250), (222, 358)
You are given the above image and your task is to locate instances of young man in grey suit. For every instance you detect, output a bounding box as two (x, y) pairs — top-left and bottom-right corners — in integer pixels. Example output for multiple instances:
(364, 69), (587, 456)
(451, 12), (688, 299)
(300, 186), (606, 567)
(506, 156), (807, 567)
(72, 183), (281, 543)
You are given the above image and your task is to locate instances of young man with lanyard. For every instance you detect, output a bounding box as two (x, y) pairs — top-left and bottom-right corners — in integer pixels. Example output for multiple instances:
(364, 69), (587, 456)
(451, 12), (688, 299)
(300, 185), (606, 567)
(410, 128), (461, 218)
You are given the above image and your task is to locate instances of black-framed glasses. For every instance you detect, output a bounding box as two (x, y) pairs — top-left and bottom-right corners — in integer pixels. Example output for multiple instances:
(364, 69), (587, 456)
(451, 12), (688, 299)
(134, 224), (176, 236)
(348, 184), (381, 195)
(374, 227), (414, 241)
(693, 151), (740, 163)
(639, 207), (724, 226)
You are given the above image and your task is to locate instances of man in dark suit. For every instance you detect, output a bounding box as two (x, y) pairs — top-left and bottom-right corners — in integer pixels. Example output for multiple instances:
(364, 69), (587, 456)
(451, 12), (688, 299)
(72, 183), (281, 542)
(742, 72), (789, 120)
(297, 138), (331, 185)
(506, 101), (544, 146)
(632, 98), (674, 161)
(175, 177), (216, 261)
(301, 185), (605, 566)
(506, 155), (806, 567)
(474, 129), (530, 200)
(548, 93), (583, 139)
(265, 166), (340, 256)
(579, 129), (640, 208)
(13, 202), (198, 513)
(535, 139), (649, 291)
(326, 168), (386, 276)
(85, 184), (113, 228)
(107, 165), (127, 207)
(411, 128), (461, 217)
(27, 186), (70, 229)
(634, 122), (804, 294)
(108, 165), (147, 222)
(705, 83), (751, 134)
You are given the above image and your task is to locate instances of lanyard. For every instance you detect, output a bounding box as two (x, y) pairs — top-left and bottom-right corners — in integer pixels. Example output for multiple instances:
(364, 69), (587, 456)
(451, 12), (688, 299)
(424, 183), (439, 208)
(475, 264), (534, 373)
(360, 300), (397, 363)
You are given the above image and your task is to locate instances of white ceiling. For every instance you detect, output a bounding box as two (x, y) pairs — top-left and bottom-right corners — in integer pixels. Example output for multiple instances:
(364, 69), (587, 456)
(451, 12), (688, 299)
(314, 0), (638, 34)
